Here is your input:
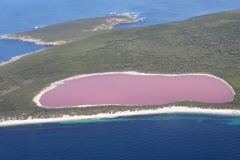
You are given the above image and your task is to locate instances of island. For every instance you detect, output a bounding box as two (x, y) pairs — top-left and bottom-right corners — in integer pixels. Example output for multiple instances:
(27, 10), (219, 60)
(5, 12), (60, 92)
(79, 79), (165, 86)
(0, 10), (240, 126)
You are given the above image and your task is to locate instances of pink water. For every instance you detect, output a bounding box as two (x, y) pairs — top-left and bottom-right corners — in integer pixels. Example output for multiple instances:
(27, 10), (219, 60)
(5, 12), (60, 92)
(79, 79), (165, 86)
(39, 74), (234, 108)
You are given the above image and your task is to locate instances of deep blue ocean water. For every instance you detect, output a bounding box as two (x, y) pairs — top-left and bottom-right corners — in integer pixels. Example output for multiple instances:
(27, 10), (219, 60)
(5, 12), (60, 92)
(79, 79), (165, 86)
(1, 0), (240, 61)
(1, 114), (240, 160)
(1, 1), (240, 159)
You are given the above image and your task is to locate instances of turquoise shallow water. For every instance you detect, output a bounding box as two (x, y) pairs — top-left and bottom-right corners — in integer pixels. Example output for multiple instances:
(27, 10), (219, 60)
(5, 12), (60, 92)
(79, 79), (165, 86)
(60, 113), (240, 126)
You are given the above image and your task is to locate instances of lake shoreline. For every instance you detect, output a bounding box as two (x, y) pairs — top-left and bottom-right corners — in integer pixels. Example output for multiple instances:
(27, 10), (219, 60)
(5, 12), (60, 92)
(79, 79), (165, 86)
(33, 71), (236, 108)
(1, 106), (240, 127)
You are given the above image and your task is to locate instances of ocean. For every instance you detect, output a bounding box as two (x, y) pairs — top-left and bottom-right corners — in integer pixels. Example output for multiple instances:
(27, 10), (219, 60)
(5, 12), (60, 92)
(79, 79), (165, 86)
(1, 0), (240, 159)
(1, 114), (240, 159)
(1, 0), (240, 61)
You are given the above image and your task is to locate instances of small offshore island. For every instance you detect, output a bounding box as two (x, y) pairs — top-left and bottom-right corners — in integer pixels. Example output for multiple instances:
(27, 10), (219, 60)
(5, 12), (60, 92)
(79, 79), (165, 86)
(0, 10), (240, 126)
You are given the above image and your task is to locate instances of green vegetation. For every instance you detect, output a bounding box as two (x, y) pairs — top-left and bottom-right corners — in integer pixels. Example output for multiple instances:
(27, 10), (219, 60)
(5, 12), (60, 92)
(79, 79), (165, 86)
(8, 15), (136, 43)
(0, 10), (240, 120)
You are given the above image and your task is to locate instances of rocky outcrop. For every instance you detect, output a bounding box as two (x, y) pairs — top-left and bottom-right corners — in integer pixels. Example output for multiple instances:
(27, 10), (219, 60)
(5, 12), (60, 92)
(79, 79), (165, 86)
(0, 35), (66, 46)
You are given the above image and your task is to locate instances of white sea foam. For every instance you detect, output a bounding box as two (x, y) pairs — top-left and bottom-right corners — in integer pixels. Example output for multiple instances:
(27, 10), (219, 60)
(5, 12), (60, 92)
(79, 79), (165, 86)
(109, 12), (143, 22)
(139, 17), (146, 22)
(109, 12), (117, 15)
(0, 106), (240, 127)
(35, 25), (45, 29)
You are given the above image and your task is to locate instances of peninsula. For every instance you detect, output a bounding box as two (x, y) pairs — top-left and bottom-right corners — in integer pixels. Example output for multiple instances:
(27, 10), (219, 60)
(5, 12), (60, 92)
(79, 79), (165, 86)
(0, 13), (140, 45)
(0, 10), (240, 125)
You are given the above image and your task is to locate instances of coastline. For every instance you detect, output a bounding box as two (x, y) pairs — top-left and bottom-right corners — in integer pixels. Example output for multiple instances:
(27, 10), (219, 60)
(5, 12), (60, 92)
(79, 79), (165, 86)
(1, 106), (240, 127)
(89, 13), (141, 31)
(33, 71), (236, 108)
(0, 13), (140, 45)
(0, 35), (66, 46)
(0, 49), (46, 67)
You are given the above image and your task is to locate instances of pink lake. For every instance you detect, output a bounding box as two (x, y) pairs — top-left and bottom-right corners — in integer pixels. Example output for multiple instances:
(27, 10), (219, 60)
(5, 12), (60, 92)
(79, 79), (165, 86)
(39, 73), (234, 108)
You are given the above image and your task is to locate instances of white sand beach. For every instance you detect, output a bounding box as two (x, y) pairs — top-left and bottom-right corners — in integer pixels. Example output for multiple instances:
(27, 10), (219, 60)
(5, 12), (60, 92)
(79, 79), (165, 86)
(0, 35), (66, 46)
(0, 106), (240, 127)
